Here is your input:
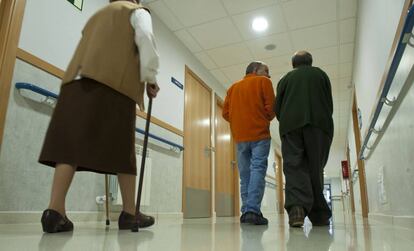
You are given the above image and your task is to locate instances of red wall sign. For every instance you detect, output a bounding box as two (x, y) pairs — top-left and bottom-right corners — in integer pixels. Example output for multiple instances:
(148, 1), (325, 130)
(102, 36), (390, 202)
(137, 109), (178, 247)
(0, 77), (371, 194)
(341, 160), (349, 179)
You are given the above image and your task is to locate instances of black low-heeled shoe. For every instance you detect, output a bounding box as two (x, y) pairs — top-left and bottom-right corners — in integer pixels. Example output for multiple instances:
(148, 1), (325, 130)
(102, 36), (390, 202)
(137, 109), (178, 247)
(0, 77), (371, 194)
(118, 211), (155, 230)
(41, 209), (74, 233)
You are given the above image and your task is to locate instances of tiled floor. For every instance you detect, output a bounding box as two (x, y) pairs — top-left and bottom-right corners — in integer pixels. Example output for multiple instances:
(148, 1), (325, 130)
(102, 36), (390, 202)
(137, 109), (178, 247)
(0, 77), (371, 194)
(0, 211), (413, 251)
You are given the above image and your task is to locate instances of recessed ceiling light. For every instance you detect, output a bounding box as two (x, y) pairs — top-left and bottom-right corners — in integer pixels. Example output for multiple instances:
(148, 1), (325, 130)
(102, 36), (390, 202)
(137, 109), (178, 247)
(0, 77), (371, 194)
(252, 17), (268, 32)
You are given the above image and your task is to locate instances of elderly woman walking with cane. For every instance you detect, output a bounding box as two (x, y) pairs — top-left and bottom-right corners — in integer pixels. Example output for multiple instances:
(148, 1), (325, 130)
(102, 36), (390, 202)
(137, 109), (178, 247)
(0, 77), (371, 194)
(38, 0), (160, 233)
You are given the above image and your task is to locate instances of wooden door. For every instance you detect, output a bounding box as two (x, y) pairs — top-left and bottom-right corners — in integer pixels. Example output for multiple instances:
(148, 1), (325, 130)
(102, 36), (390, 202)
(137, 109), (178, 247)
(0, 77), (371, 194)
(183, 66), (212, 218)
(214, 97), (237, 217)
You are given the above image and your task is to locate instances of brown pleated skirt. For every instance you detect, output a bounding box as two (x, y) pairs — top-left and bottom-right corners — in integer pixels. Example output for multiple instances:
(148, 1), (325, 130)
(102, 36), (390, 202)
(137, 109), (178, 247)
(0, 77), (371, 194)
(39, 78), (137, 175)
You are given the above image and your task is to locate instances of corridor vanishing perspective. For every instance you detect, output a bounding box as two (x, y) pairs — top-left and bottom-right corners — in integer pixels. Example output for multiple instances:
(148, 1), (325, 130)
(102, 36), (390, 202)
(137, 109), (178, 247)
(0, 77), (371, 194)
(0, 0), (414, 250)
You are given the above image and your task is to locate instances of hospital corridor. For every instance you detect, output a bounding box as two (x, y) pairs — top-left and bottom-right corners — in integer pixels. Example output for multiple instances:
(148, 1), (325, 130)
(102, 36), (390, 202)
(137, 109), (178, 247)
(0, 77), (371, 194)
(0, 0), (413, 250)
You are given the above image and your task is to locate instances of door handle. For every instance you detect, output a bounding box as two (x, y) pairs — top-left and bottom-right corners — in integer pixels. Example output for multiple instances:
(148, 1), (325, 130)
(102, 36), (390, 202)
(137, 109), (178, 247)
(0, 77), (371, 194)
(231, 160), (236, 169)
(204, 146), (215, 157)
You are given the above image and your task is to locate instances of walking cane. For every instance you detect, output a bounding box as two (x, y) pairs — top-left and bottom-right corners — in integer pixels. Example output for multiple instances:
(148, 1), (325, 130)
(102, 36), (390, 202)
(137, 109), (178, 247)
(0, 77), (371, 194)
(104, 174), (110, 226)
(131, 97), (153, 232)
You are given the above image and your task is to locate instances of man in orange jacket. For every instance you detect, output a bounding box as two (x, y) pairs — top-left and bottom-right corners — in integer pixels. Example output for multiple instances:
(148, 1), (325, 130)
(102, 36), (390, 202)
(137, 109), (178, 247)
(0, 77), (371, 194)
(223, 61), (275, 225)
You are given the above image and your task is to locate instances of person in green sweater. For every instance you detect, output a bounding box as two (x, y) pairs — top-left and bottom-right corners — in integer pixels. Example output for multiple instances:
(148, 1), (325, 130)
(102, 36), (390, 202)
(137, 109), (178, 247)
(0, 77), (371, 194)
(274, 51), (334, 228)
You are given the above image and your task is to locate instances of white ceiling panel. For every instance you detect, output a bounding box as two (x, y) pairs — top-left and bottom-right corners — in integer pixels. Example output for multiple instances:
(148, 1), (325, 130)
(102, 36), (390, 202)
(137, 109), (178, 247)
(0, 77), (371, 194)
(271, 72), (288, 83)
(265, 55), (292, 80)
(265, 55), (292, 69)
(320, 64), (339, 79)
(222, 0), (278, 15)
(291, 22), (338, 50)
(148, 1), (183, 31)
(339, 100), (350, 111)
(339, 62), (353, 77)
(340, 43), (355, 63)
(174, 29), (203, 52)
(282, 0), (337, 30)
(221, 63), (248, 82)
(232, 5), (287, 40)
(246, 33), (293, 59)
(207, 43), (254, 67)
(263, 54), (293, 69)
(339, 0), (357, 19)
(195, 52), (217, 70)
(210, 69), (231, 86)
(339, 89), (352, 102)
(339, 77), (353, 90)
(340, 18), (356, 44)
(163, 0), (227, 26)
(188, 18), (243, 49)
(311, 46), (339, 66)
(272, 65), (292, 75)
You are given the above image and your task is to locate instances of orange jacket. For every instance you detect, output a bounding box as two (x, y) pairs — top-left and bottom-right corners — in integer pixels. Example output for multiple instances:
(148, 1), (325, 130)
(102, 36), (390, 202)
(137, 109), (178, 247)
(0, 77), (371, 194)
(223, 74), (275, 143)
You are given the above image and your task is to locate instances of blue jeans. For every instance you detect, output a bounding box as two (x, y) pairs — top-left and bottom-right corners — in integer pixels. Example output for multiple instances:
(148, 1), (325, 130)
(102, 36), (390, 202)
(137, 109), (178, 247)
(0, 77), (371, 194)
(237, 138), (271, 214)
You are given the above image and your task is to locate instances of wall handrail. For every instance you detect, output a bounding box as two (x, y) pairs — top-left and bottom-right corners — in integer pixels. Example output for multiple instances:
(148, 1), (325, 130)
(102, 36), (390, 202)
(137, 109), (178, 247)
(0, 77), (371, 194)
(135, 128), (184, 151)
(15, 82), (184, 152)
(359, 5), (414, 160)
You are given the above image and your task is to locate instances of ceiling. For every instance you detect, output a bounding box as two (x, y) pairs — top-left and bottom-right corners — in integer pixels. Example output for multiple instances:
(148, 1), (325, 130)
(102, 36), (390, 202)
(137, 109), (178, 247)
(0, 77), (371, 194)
(144, 0), (357, 177)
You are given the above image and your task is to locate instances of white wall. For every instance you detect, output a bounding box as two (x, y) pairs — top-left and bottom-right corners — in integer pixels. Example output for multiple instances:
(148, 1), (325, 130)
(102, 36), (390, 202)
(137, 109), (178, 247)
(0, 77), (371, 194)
(0, 60), (106, 212)
(348, 0), (414, 218)
(19, 0), (108, 70)
(352, 0), (406, 136)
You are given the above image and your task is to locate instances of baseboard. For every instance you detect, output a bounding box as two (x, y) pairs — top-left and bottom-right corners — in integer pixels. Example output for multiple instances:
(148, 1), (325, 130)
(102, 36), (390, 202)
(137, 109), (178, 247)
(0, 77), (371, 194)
(0, 211), (183, 224)
(368, 213), (394, 224)
(369, 213), (414, 229)
(392, 215), (414, 229)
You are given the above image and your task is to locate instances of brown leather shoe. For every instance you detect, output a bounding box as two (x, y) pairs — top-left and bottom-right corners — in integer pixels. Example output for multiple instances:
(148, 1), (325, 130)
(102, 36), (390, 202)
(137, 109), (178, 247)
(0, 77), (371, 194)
(118, 211), (155, 230)
(41, 209), (74, 233)
(288, 206), (305, 228)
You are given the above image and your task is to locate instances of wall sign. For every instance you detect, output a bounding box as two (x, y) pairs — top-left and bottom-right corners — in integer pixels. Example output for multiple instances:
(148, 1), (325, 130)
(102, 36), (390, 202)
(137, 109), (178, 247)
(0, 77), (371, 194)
(341, 160), (349, 179)
(67, 0), (83, 11)
(171, 77), (183, 90)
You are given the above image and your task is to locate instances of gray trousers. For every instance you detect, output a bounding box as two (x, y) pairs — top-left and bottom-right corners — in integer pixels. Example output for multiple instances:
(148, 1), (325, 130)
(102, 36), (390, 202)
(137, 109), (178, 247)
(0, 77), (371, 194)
(281, 125), (332, 222)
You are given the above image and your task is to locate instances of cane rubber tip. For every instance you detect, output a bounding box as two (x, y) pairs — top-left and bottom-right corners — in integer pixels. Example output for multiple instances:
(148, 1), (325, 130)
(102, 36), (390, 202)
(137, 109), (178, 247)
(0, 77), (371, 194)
(131, 223), (139, 232)
(106, 219), (110, 226)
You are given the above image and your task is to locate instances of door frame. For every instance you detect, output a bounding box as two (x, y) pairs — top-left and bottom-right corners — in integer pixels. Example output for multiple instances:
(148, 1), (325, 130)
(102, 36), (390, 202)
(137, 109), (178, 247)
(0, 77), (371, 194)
(275, 150), (284, 214)
(351, 91), (369, 217)
(182, 66), (213, 218)
(0, 0), (26, 150)
(214, 94), (239, 217)
(346, 144), (356, 213)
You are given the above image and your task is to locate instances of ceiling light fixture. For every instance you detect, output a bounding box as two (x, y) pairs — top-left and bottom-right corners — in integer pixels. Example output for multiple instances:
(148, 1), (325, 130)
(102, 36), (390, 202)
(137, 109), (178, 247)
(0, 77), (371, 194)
(252, 17), (268, 32)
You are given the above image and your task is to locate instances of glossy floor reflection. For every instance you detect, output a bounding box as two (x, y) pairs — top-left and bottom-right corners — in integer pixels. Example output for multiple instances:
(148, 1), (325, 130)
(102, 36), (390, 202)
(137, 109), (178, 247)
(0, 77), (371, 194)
(0, 211), (413, 251)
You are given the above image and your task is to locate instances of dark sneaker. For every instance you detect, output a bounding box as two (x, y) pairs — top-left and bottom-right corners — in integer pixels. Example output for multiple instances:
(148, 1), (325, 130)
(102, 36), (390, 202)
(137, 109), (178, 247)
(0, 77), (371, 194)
(244, 212), (268, 225)
(288, 206), (305, 228)
(41, 209), (74, 233)
(240, 213), (247, 223)
(118, 211), (155, 230)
